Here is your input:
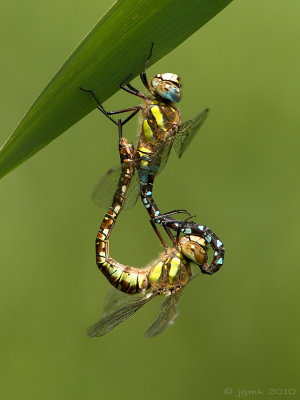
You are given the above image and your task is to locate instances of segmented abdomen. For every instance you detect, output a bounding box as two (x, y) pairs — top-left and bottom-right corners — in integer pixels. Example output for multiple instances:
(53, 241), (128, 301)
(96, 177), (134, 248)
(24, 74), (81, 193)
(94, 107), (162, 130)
(96, 138), (151, 294)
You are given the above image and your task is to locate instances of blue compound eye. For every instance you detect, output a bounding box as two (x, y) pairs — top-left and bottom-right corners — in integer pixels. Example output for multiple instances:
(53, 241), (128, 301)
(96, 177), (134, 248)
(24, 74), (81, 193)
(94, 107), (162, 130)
(180, 236), (207, 266)
(158, 85), (181, 102)
(150, 73), (182, 102)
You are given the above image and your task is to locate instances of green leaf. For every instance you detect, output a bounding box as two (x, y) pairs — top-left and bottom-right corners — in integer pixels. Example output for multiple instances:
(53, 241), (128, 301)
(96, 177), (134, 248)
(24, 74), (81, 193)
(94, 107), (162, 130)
(0, 0), (233, 179)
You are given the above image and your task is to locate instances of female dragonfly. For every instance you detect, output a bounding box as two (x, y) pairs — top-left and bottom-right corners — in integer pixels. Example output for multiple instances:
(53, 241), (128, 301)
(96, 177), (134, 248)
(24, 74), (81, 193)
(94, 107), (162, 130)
(90, 120), (211, 337)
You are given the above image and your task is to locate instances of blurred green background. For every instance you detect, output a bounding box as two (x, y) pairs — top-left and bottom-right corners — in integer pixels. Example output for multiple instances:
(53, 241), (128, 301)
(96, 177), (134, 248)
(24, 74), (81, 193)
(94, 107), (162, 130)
(0, 1), (299, 399)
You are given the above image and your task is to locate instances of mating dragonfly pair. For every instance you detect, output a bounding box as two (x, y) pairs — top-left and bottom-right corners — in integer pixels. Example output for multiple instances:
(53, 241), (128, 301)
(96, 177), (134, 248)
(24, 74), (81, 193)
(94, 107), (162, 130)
(81, 44), (225, 337)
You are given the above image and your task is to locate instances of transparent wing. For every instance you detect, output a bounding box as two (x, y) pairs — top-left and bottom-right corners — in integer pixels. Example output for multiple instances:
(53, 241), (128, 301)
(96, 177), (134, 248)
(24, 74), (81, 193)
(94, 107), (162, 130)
(92, 166), (139, 210)
(173, 108), (209, 158)
(155, 137), (174, 176)
(139, 136), (174, 179)
(144, 289), (183, 338)
(102, 286), (131, 317)
(88, 288), (156, 337)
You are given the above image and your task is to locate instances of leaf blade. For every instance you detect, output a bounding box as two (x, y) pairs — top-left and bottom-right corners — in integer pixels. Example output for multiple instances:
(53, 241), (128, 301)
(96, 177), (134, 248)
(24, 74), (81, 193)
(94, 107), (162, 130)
(0, 0), (233, 179)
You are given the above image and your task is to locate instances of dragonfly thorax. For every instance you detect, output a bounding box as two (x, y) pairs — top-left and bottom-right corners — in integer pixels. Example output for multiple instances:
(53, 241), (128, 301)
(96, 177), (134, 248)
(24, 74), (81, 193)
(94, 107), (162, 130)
(150, 73), (181, 103)
(179, 235), (208, 266)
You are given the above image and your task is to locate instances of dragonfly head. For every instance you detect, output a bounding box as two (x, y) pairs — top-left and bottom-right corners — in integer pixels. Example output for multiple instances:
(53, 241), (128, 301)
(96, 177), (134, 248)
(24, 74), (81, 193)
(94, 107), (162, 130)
(150, 73), (181, 102)
(179, 235), (207, 266)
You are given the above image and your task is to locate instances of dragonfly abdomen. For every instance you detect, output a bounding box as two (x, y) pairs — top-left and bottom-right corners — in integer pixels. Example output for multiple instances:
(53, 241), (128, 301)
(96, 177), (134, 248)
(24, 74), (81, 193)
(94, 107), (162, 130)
(96, 205), (152, 295)
(99, 259), (151, 294)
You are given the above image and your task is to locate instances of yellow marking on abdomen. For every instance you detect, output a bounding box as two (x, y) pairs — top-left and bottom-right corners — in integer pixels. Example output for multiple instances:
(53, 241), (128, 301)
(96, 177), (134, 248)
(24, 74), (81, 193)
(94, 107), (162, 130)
(120, 271), (133, 285)
(138, 146), (151, 169)
(140, 160), (149, 169)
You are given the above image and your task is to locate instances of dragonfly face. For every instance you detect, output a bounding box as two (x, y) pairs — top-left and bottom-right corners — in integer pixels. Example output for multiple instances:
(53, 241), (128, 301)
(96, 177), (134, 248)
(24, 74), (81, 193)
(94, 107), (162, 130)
(150, 73), (181, 102)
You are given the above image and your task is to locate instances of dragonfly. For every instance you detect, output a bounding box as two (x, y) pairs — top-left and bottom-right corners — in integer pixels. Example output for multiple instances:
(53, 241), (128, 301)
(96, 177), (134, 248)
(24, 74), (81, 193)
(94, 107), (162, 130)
(90, 120), (210, 337)
(81, 43), (209, 247)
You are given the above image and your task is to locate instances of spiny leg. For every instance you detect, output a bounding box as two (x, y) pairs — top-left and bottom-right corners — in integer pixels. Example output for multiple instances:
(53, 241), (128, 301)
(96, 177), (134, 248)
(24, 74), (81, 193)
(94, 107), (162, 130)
(120, 75), (147, 99)
(117, 119), (122, 140)
(174, 215), (196, 246)
(149, 219), (169, 250)
(151, 212), (194, 247)
(114, 44), (154, 99)
(119, 42), (155, 98)
(140, 42), (154, 91)
(80, 87), (141, 126)
(120, 42), (154, 98)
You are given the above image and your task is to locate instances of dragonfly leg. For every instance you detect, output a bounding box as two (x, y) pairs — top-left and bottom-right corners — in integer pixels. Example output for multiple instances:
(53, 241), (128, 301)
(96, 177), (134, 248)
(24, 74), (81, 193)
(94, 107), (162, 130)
(149, 211), (193, 248)
(173, 216), (197, 246)
(152, 214), (194, 246)
(153, 210), (191, 219)
(117, 119), (122, 140)
(150, 213), (198, 248)
(150, 219), (169, 250)
(140, 42), (154, 91)
(121, 108), (141, 125)
(139, 170), (191, 247)
(151, 210), (193, 237)
(80, 87), (141, 126)
(120, 75), (147, 100)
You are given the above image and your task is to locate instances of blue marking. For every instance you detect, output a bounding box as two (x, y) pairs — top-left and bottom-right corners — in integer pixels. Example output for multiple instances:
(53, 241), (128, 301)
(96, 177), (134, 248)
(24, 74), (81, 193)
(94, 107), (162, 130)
(145, 204), (150, 208)
(217, 239), (223, 247)
(140, 173), (148, 183)
(155, 211), (160, 216)
(206, 235), (212, 243)
(198, 225), (204, 231)
(157, 86), (180, 103)
(217, 258), (223, 265)
(143, 198), (148, 205)
(184, 228), (192, 234)
(146, 191), (152, 196)
(181, 228), (185, 232)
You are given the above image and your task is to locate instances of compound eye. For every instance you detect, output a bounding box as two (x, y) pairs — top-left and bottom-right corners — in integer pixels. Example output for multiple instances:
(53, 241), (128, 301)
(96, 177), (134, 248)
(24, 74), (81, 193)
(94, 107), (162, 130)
(151, 77), (161, 89)
(180, 237), (207, 266)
